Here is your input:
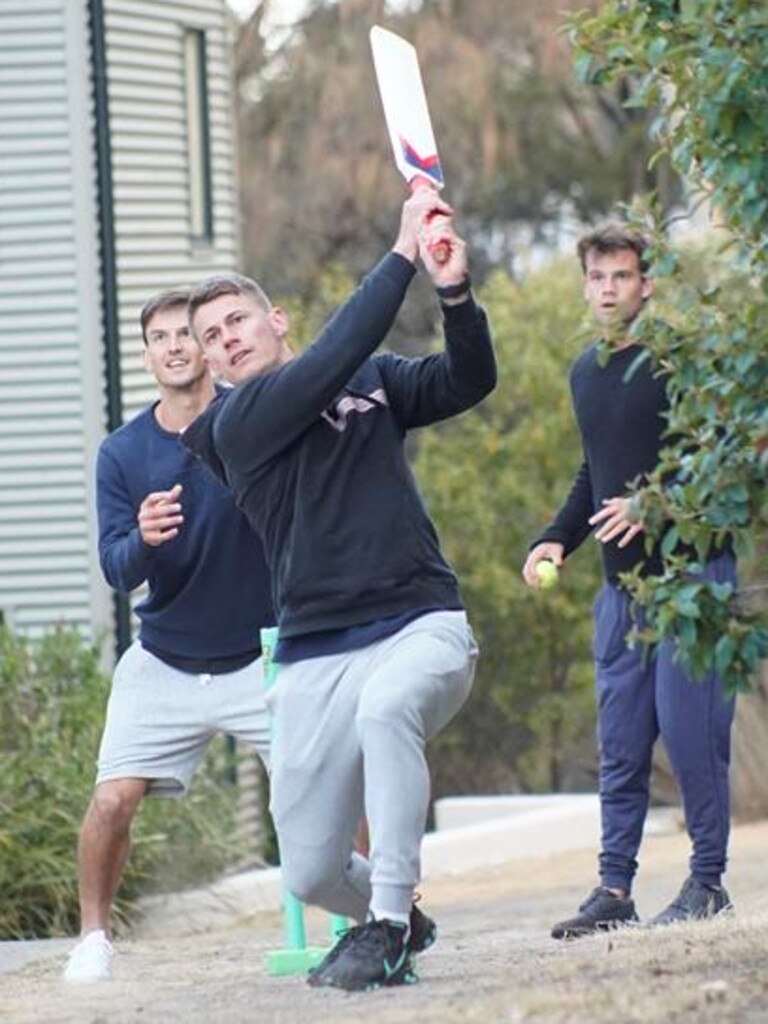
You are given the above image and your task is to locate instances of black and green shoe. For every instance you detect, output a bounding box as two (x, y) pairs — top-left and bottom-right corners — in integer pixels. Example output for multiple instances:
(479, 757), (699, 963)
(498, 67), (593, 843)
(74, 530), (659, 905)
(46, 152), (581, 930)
(307, 919), (417, 991)
(409, 900), (437, 955)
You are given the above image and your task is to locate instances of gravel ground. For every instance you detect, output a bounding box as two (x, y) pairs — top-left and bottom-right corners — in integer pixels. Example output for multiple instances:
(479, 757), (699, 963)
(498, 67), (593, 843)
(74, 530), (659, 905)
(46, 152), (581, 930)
(2, 821), (768, 1024)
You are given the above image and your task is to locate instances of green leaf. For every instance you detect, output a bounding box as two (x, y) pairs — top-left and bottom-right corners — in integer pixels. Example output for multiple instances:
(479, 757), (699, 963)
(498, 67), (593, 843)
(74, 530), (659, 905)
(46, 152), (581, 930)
(647, 36), (669, 66)
(661, 526), (680, 557)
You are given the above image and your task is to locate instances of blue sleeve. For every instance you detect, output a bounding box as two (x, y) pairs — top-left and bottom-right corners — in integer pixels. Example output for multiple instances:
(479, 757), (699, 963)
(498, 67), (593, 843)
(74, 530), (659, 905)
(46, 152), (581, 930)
(215, 253), (416, 468)
(96, 443), (155, 593)
(374, 299), (496, 429)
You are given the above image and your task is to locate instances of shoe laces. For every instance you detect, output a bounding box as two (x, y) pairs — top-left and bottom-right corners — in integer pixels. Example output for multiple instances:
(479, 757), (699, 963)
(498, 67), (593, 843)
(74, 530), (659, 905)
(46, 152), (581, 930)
(672, 876), (720, 913)
(669, 877), (698, 913)
(361, 918), (406, 951)
(317, 925), (362, 968)
(579, 887), (613, 912)
(319, 919), (404, 967)
(68, 930), (112, 958)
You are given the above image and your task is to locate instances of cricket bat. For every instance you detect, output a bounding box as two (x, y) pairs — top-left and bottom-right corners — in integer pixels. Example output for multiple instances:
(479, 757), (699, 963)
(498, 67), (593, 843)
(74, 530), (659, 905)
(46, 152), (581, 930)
(369, 25), (450, 263)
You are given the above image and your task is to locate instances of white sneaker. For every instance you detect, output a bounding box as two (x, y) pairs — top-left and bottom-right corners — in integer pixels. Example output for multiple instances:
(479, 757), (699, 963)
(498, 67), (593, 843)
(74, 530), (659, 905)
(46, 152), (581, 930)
(63, 929), (113, 983)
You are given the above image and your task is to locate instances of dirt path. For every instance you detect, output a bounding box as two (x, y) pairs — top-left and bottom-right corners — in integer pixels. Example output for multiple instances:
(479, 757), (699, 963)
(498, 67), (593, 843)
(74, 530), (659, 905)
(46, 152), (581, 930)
(3, 821), (768, 1024)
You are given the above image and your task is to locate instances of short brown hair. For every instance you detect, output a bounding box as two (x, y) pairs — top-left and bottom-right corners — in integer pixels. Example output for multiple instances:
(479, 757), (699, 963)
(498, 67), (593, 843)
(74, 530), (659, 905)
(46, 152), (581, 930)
(188, 274), (271, 336)
(139, 287), (192, 345)
(576, 221), (651, 274)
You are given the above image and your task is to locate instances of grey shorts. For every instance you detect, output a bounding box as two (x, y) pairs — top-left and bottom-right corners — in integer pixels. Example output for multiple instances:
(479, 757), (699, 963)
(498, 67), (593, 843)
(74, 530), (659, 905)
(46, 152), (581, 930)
(96, 641), (271, 796)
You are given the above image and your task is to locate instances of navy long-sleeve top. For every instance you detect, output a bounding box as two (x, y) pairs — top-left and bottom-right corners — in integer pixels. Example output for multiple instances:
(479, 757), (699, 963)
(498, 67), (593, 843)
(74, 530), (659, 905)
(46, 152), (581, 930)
(534, 342), (670, 581)
(97, 399), (274, 670)
(182, 252), (497, 638)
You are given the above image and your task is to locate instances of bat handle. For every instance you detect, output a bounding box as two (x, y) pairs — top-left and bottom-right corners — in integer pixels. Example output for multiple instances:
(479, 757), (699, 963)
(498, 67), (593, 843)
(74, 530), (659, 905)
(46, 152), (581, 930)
(409, 177), (451, 265)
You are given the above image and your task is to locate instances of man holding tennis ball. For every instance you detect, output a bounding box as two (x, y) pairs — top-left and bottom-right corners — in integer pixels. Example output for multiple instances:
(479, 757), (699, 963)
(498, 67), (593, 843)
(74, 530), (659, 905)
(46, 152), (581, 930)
(522, 222), (736, 939)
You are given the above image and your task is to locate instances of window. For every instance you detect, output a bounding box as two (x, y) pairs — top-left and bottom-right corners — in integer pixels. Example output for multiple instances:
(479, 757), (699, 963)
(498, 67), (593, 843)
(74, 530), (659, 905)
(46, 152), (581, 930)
(183, 29), (213, 243)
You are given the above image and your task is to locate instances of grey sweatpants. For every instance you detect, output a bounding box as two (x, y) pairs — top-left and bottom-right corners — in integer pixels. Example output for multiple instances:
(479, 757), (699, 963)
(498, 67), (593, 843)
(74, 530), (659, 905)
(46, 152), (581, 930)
(266, 610), (478, 921)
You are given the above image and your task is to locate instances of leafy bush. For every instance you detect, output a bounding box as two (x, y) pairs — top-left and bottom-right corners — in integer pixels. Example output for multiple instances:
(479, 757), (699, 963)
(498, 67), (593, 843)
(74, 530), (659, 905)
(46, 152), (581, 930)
(0, 625), (242, 939)
(569, 0), (768, 693)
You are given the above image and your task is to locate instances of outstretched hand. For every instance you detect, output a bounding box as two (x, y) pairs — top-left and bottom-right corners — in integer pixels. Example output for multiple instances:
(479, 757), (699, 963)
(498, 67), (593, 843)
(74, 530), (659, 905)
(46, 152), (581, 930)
(589, 496), (645, 548)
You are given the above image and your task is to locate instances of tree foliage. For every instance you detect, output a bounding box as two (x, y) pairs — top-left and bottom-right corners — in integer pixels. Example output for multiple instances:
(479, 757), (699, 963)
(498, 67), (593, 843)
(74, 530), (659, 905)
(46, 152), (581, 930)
(416, 265), (602, 794)
(235, 0), (679, 321)
(569, 0), (768, 693)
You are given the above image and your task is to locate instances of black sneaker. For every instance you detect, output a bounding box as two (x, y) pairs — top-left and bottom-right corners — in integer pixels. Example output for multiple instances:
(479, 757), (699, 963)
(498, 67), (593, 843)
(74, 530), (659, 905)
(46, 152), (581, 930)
(648, 876), (732, 927)
(408, 901), (436, 954)
(551, 886), (639, 939)
(307, 919), (417, 991)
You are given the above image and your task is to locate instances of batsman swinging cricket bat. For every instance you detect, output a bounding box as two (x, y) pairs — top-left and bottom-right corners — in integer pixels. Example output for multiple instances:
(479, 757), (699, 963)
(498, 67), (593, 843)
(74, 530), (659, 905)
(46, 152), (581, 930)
(369, 25), (450, 262)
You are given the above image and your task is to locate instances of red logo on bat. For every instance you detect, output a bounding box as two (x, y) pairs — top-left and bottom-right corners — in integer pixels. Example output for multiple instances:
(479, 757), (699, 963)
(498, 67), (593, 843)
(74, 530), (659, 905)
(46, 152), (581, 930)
(399, 137), (444, 186)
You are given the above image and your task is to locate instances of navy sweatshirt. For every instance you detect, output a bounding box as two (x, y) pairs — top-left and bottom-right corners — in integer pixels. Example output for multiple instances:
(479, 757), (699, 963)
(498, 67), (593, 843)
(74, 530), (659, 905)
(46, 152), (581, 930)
(97, 399), (274, 669)
(535, 342), (670, 581)
(182, 252), (497, 639)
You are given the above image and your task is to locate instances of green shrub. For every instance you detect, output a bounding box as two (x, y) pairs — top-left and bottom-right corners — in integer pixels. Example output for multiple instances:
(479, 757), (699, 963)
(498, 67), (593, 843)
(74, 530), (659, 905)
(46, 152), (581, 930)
(0, 625), (242, 939)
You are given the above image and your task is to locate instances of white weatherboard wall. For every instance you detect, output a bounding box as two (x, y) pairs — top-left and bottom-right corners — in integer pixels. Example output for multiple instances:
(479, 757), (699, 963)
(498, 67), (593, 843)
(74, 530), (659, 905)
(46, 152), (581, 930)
(0, 0), (109, 639)
(104, 0), (241, 420)
(0, 0), (241, 648)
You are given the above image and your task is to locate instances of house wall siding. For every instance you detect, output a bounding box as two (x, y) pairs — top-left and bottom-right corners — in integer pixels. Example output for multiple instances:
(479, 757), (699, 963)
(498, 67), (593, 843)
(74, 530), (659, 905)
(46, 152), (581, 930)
(0, 0), (109, 639)
(103, 0), (241, 421)
(0, 0), (241, 648)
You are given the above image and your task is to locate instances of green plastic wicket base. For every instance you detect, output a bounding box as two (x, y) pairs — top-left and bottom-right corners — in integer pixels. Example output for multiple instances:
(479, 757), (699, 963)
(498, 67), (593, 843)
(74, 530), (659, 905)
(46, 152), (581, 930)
(266, 945), (331, 976)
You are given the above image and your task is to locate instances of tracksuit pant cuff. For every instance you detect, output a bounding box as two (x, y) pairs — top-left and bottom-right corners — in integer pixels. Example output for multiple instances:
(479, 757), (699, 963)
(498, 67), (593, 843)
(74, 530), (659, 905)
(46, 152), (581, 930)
(369, 882), (414, 918)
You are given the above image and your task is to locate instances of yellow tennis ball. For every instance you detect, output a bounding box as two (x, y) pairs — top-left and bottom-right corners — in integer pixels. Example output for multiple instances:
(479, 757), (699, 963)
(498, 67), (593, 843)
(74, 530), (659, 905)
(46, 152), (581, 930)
(536, 560), (558, 589)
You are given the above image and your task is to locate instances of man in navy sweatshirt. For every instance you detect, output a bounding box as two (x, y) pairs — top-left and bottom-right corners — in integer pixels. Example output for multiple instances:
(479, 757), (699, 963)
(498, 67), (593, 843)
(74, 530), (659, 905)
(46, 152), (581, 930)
(522, 222), (736, 937)
(182, 190), (496, 990)
(64, 288), (274, 984)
